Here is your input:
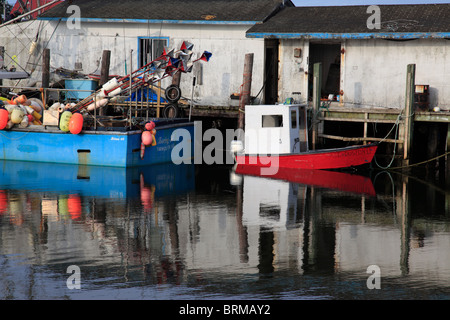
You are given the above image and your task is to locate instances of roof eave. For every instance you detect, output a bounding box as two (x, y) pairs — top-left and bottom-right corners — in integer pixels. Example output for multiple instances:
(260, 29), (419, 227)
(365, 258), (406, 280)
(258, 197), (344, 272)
(246, 32), (450, 40)
(38, 17), (259, 25)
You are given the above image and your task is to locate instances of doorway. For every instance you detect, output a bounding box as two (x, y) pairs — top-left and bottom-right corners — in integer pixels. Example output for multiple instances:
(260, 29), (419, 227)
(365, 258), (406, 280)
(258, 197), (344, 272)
(264, 39), (279, 104)
(308, 43), (341, 100)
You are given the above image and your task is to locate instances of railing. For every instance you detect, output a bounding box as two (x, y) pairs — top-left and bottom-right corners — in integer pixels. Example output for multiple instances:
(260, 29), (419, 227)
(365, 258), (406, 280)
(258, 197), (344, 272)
(0, 84), (170, 129)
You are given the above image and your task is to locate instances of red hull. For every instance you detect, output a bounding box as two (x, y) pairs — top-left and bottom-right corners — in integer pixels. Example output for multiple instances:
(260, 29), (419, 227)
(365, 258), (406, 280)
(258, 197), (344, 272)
(235, 166), (376, 196)
(236, 143), (378, 171)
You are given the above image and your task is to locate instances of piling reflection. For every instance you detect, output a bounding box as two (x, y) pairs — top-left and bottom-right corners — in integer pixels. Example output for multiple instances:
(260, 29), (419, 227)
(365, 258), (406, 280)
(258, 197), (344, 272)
(0, 161), (449, 299)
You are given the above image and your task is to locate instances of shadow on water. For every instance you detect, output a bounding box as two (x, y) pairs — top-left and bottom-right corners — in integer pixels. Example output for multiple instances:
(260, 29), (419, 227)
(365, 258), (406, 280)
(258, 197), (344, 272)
(0, 160), (449, 300)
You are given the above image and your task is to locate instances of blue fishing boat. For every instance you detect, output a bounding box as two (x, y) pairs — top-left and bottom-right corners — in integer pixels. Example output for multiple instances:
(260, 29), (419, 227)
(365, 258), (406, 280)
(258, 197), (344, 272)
(0, 41), (210, 168)
(0, 118), (194, 167)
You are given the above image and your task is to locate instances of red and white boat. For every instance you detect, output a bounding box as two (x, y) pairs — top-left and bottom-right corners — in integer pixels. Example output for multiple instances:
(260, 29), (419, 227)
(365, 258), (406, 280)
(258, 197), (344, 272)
(232, 104), (378, 174)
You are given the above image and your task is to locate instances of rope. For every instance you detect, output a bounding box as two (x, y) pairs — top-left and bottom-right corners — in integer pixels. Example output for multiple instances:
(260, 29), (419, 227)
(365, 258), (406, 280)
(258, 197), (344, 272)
(0, 130), (31, 140)
(373, 112), (403, 169)
(383, 150), (450, 171)
(371, 108), (447, 171)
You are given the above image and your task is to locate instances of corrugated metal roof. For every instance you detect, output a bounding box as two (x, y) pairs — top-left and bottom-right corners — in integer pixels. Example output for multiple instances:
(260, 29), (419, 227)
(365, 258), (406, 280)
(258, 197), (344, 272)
(39, 0), (294, 24)
(246, 4), (450, 39)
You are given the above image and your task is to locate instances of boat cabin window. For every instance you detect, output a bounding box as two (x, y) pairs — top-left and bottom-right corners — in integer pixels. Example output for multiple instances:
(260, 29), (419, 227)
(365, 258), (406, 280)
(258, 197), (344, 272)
(262, 115), (283, 128)
(291, 110), (297, 129)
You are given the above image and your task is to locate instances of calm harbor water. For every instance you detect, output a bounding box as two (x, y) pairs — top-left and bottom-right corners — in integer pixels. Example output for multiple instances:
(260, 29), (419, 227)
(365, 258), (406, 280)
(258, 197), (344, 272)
(0, 159), (449, 300)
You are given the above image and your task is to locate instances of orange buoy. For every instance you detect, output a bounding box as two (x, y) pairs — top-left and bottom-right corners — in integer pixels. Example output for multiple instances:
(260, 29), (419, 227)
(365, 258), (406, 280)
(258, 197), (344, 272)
(14, 95), (27, 105)
(69, 112), (84, 134)
(0, 108), (8, 130)
(145, 121), (155, 131)
(141, 130), (153, 146)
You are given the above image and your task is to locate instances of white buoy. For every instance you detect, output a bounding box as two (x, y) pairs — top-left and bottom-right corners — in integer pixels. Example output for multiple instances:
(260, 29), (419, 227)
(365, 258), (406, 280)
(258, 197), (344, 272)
(87, 98), (108, 111)
(95, 90), (106, 99)
(101, 78), (119, 92)
(19, 115), (29, 128)
(108, 87), (122, 97)
(11, 107), (25, 124)
(49, 102), (61, 110)
(24, 105), (35, 114)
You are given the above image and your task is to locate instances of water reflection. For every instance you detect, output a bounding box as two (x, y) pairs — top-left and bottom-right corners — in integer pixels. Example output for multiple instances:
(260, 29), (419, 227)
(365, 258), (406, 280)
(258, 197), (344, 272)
(0, 160), (449, 299)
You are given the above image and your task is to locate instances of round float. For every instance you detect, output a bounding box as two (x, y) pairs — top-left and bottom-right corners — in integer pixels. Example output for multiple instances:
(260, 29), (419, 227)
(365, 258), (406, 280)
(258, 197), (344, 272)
(141, 130), (153, 146)
(69, 112), (84, 134)
(11, 107), (25, 124)
(0, 108), (9, 130)
(59, 111), (73, 132)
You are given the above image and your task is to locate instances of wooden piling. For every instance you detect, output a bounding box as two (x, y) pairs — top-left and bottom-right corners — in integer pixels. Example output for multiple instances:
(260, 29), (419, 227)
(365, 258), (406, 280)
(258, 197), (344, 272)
(312, 62), (322, 150)
(100, 50), (111, 86)
(238, 53), (254, 130)
(99, 50), (111, 116)
(42, 48), (50, 88)
(0, 46), (4, 86)
(403, 64), (415, 167)
(41, 48), (50, 106)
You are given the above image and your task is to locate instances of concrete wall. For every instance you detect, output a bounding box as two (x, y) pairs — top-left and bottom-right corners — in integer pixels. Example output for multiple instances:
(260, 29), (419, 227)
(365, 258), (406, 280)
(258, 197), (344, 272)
(1, 20), (266, 107)
(277, 38), (450, 110)
(278, 39), (309, 104)
(342, 38), (450, 110)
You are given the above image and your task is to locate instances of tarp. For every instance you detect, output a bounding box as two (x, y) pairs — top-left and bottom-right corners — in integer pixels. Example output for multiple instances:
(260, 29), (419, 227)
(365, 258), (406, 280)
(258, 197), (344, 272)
(125, 88), (167, 103)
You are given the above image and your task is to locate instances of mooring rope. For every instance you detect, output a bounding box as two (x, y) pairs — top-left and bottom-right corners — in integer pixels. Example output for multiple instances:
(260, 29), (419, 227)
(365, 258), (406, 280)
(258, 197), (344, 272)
(372, 110), (449, 170)
(373, 112), (403, 170)
(382, 150), (450, 170)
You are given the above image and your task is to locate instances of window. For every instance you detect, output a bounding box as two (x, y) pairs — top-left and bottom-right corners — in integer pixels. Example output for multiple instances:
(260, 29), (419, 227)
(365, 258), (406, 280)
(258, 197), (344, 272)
(291, 110), (297, 128)
(138, 38), (168, 68)
(262, 115), (283, 128)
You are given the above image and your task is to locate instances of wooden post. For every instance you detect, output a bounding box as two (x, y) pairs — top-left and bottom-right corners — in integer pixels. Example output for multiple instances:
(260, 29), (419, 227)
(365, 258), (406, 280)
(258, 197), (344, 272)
(403, 64), (415, 167)
(99, 50), (111, 86)
(42, 48), (50, 88)
(99, 50), (111, 116)
(312, 62), (322, 150)
(0, 46), (4, 87)
(238, 53), (254, 131)
(41, 48), (50, 106)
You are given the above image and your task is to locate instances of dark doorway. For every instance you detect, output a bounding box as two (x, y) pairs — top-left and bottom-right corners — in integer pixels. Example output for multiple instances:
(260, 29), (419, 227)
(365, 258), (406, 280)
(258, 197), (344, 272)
(264, 39), (279, 104)
(308, 43), (341, 100)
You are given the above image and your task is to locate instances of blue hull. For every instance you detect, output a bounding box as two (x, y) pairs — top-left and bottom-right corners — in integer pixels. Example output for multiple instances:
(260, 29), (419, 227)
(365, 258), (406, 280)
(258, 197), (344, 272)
(0, 121), (194, 167)
(0, 160), (195, 198)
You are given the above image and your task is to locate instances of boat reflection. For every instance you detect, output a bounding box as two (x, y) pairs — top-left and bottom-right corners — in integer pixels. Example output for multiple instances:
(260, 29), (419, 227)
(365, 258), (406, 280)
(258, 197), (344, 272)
(0, 160), (195, 222)
(234, 165), (376, 196)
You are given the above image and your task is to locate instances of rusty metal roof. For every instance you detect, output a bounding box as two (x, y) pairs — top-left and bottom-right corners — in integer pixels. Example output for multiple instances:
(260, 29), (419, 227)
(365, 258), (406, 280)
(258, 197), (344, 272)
(39, 0), (294, 24)
(246, 4), (450, 39)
